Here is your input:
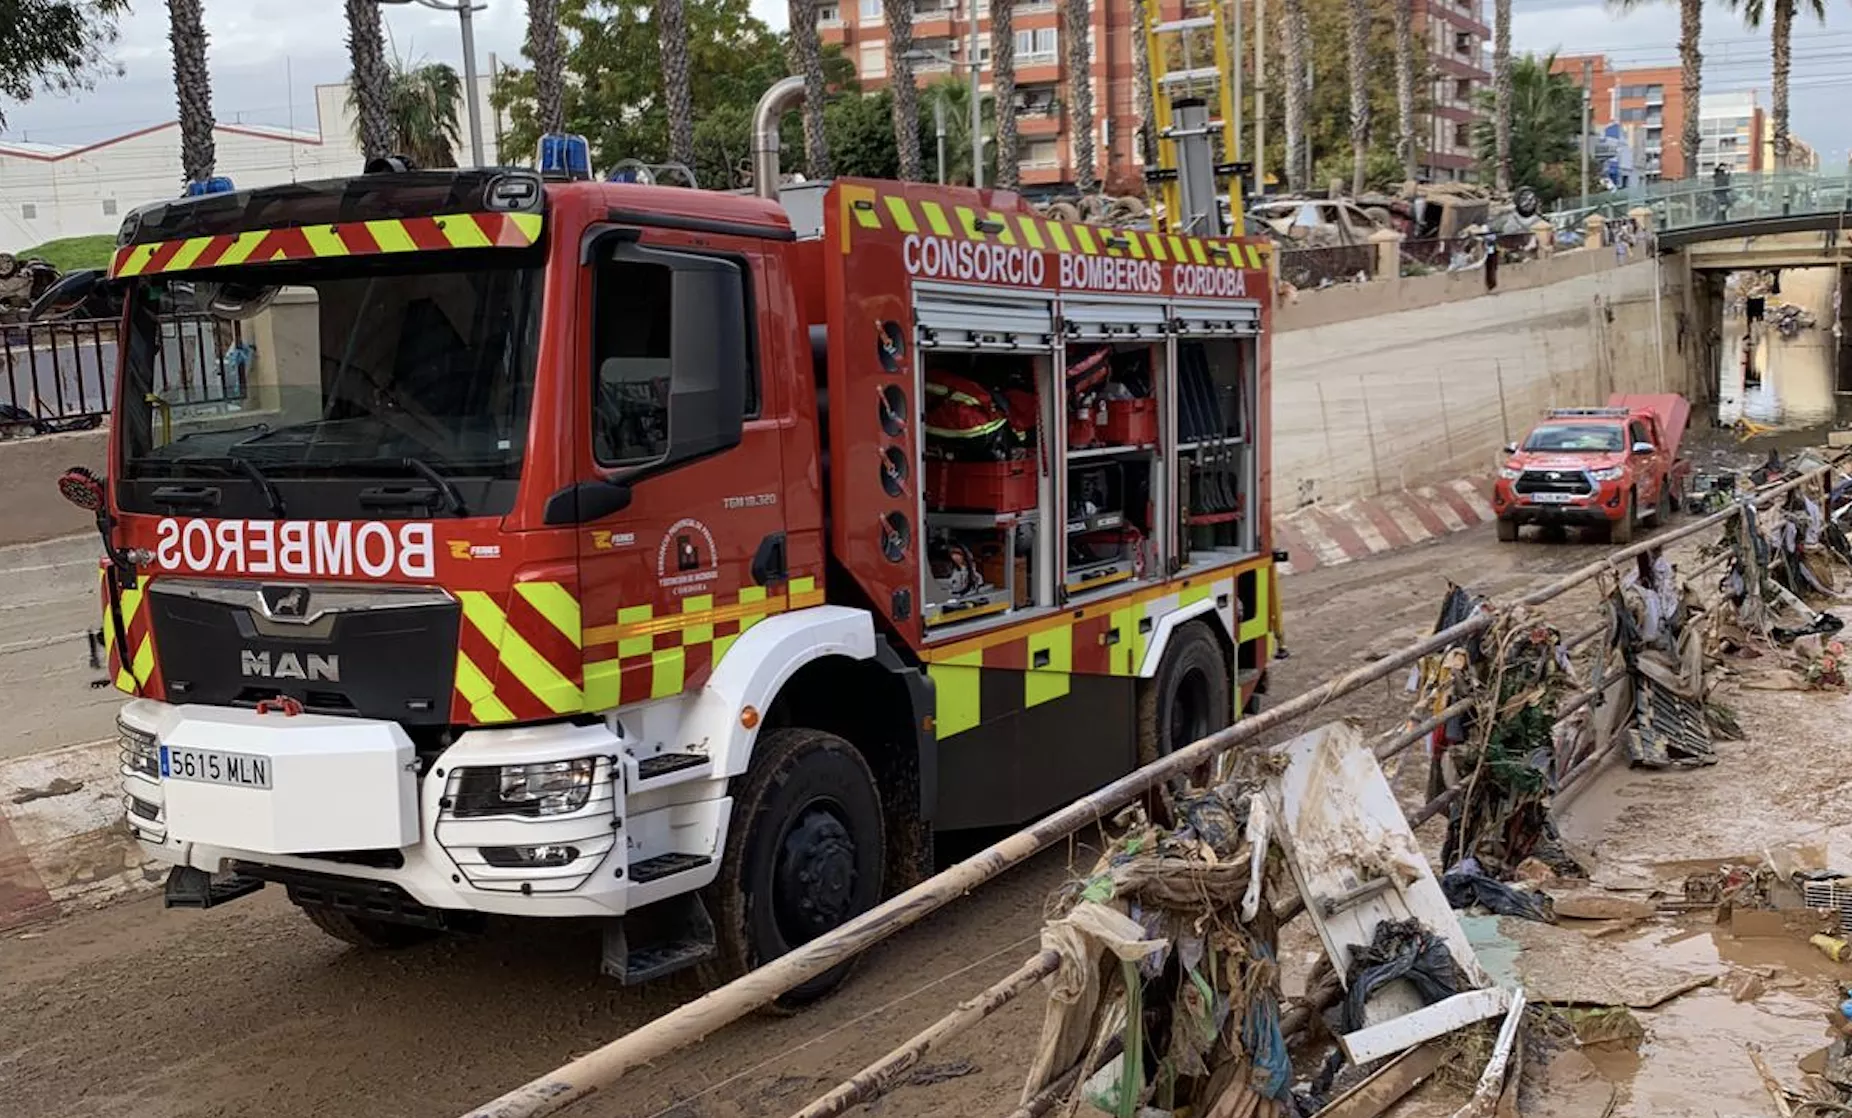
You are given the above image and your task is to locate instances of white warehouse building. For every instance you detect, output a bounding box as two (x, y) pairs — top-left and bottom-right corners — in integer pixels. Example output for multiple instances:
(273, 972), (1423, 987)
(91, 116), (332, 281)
(0, 78), (500, 252)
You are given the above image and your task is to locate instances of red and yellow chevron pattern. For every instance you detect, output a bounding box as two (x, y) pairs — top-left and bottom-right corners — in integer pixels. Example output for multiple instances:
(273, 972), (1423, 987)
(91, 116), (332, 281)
(108, 211), (545, 280)
(99, 565), (158, 696)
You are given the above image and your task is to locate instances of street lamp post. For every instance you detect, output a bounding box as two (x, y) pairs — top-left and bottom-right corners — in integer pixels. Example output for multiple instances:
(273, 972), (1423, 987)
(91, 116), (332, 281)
(905, 40), (985, 188)
(380, 0), (488, 167)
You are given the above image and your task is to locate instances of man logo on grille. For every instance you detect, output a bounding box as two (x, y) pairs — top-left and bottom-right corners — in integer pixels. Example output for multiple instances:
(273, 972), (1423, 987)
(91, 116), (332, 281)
(262, 586), (310, 619)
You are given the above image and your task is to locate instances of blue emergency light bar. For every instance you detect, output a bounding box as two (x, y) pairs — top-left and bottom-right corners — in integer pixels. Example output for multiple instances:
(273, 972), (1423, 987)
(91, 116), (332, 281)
(184, 176), (236, 197)
(538, 133), (592, 180)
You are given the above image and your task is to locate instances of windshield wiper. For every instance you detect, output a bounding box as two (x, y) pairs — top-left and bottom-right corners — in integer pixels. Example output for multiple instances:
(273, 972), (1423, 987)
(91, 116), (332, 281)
(163, 455), (287, 518)
(399, 457), (470, 517)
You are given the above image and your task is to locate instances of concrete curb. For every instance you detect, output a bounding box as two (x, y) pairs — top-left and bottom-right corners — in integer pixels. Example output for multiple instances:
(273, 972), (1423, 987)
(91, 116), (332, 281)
(0, 738), (158, 932)
(1276, 477), (1494, 573)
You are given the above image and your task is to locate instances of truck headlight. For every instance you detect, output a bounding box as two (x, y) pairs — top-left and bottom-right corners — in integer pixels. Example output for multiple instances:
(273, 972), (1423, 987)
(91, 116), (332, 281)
(1498, 467), (1523, 480)
(118, 718), (159, 779)
(453, 758), (597, 818)
(1590, 466), (1625, 482)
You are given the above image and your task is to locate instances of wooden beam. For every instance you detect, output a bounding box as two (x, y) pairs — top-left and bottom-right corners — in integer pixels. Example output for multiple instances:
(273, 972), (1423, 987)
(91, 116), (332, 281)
(1339, 987), (1513, 1065)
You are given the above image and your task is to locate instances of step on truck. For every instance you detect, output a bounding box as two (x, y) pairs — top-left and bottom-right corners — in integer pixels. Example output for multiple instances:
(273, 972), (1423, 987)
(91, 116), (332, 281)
(1493, 393), (1691, 545)
(65, 95), (1279, 999)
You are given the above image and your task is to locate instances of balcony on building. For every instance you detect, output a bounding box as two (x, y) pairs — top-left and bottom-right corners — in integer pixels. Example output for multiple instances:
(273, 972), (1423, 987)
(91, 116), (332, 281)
(912, 0), (957, 38)
(1016, 84), (1062, 136)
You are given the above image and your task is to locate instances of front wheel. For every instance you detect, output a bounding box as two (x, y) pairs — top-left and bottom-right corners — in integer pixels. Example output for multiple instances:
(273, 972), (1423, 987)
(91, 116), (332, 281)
(707, 727), (885, 1009)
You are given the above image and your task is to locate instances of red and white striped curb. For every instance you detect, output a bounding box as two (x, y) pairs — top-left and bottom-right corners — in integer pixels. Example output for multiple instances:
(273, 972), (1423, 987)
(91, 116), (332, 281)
(1276, 477), (1495, 574)
(0, 738), (154, 933)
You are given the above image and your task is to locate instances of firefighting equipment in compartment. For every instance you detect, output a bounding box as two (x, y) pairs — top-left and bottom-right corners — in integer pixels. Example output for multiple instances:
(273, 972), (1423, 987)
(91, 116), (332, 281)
(1065, 347), (1112, 449)
(925, 370), (1015, 461)
(1179, 342), (1238, 516)
(929, 536), (987, 597)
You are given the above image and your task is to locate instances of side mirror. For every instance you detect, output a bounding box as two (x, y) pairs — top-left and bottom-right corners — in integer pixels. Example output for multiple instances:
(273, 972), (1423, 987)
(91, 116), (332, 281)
(1632, 441), (1655, 455)
(1503, 442), (1518, 455)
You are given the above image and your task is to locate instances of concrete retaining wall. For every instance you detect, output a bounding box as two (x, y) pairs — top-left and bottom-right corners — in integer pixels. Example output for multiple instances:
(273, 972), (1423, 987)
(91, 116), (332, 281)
(1271, 253), (1688, 510)
(0, 429), (107, 548)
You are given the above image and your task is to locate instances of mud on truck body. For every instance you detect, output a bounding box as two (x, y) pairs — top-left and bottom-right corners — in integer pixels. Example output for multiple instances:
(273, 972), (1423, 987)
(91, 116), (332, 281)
(82, 150), (1279, 998)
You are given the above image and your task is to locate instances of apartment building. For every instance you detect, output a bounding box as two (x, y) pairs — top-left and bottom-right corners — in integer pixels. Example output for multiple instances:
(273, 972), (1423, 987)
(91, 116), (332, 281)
(823, 0), (1492, 192)
(1555, 56), (1684, 179)
(1415, 0), (1491, 181)
(821, 0), (1137, 192)
(1697, 90), (1765, 174)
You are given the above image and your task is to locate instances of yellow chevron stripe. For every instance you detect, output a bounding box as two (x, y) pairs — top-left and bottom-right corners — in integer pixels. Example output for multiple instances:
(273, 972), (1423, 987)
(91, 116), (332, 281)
(459, 590), (582, 715)
(366, 218), (419, 253)
(302, 224), (347, 258)
(167, 236), (214, 271)
(215, 230), (269, 267)
(885, 196), (920, 233)
(1072, 224), (1098, 254)
(441, 213), (493, 249)
(456, 652), (516, 723)
(515, 581), (582, 648)
(1146, 232), (1167, 261)
(1047, 222), (1073, 252)
(1016, 215), (1045, 249)
(984, 211), (1018, 245)
(919, 201), (955, 237)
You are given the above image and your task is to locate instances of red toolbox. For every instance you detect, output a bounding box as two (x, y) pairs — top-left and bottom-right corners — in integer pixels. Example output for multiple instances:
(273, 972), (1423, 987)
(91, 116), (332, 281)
(1103, 397), (1157, 446)
(926, 458), (1038, 512)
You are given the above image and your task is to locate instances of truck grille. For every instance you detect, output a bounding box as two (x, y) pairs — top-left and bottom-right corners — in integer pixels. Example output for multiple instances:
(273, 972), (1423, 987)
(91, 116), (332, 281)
(1514, 469), (1593, 496)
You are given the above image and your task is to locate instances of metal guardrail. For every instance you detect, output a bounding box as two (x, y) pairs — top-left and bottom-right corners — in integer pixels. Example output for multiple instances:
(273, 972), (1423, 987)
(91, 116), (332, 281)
(0, 313), (247, 431)
(1552, 170), (1852, 236)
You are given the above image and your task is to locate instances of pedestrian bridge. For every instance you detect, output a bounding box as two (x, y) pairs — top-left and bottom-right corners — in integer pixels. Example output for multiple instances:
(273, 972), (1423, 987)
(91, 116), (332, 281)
(1582, 172), (1852, 256)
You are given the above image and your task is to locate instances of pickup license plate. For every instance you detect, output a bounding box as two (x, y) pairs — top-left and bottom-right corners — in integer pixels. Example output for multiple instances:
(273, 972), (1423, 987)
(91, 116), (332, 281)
(1527, 492), (1577, 504)
(160, 745), (273, 789)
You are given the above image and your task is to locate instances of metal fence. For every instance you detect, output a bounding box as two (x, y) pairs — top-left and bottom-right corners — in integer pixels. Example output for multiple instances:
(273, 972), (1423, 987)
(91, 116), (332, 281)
(1277, 243), (1374, 289)
(0, 313), (248, 431)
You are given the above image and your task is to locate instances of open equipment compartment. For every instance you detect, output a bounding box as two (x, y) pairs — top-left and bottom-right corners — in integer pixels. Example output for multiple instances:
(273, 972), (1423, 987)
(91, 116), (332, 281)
(916, 286), (1058, 632)
(1057, 297), (1170, 601)
(1173, 299), (1262, 567)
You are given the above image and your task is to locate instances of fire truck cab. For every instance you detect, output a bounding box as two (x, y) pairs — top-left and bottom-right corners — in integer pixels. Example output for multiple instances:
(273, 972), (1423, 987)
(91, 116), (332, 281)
(82, 137), (1276, 997)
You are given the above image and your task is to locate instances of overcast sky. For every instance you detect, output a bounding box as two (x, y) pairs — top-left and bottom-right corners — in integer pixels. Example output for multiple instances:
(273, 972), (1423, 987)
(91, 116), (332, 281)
(2, 0), (1849, 164)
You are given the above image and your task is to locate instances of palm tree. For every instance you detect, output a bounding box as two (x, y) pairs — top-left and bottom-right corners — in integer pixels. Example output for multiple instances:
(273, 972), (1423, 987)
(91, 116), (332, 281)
(166, 0), (215, 186)
(1610, 0), (1701, 178)
(1472, 53), (1582, 199)
(1282, 0), (1309, 191)
(1066, 0), (1097, 192)
(789, 0), (834, 177)
(1129, 0), (1154, 170)
(350, 56), (463, 168)
(923, 77), (996, 184)
(659, 0), (695, 168)
(1344, 0), (1369, 194)
(344, 0), (393, 163)
(1727, 0), (1826, 167)
(992, 0), (1019, 188)
(527, 0), (564, 134)
(1493, 0), (1511, 189)
(884, 0), (923, 181)
(1392, 0), (1416, 182)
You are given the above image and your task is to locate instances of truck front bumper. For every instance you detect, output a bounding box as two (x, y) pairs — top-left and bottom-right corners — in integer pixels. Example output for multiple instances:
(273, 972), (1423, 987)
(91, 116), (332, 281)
(1492, 479), (1628, 526)
(117, 699), (730, 919)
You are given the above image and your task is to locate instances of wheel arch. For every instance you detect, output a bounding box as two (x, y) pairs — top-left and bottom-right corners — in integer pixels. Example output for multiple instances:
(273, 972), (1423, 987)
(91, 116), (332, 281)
(1137, 595), (1238, 680)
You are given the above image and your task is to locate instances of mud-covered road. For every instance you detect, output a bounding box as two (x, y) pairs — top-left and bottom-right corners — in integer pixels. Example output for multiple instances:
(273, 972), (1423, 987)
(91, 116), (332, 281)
(0, 515), (1831, 1118)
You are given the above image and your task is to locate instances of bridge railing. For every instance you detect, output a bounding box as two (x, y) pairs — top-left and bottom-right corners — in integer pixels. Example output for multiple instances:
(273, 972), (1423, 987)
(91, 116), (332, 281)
(1549, 171), (1851, 234)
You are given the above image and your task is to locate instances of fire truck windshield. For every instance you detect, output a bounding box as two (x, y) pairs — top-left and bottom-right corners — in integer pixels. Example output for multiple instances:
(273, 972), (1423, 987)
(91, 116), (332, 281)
(116, 255), (542, 518)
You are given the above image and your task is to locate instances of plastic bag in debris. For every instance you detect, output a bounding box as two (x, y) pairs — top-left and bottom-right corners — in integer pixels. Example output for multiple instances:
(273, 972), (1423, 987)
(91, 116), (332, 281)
(1440, 858), (1555, 922)
(1021, 902), (1169, 1106)
(1339, 918), (1466, 1034)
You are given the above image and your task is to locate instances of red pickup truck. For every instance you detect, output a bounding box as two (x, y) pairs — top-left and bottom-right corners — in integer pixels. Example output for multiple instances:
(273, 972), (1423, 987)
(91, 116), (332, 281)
(1492, 393), (1691, 544)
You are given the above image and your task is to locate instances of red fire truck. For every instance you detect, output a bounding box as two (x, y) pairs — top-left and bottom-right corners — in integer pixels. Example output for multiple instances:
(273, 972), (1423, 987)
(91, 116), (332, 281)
(66, 129), (1277, 999)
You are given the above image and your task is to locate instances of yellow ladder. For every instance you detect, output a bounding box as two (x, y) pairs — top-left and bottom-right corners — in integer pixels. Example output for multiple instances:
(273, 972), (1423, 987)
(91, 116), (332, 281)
(1141, 1), (1245, 236)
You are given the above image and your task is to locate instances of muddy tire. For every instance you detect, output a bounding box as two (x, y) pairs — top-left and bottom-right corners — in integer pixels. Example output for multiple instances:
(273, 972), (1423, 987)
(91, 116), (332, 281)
(1610, 490), (1636, 545)
(298, 905), (439, 949)
(1136, 621), (1231, 769)
(1496, 517), (1519, 543)
(706, 727), (885, 1010)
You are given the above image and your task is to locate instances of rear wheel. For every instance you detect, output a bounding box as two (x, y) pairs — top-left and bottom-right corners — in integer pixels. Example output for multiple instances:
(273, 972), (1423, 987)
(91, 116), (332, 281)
(1610, 490), (1636, 545)
(1137, 621), (1231, 769)
(298, 904), (439, 949)
(707, 727), (885, 1009)
(1496, 517), (1519, 543)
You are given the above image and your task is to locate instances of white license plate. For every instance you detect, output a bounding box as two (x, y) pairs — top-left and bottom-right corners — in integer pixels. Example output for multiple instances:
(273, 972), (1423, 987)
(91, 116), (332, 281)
(160, 745), (273, 789)
(1527, 492), (1577, 504)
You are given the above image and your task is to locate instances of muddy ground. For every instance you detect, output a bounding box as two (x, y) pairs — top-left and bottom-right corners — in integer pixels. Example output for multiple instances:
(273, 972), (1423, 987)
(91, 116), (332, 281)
(2, 507), (1848, 1118)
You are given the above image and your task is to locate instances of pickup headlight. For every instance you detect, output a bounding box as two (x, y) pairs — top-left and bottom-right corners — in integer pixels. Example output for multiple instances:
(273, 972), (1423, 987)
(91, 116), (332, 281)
(1589, 466), (1625, 482)
(118, 718), (159, 779)
(453, 758), (598, 818)
(1498, 466), (1523, 480)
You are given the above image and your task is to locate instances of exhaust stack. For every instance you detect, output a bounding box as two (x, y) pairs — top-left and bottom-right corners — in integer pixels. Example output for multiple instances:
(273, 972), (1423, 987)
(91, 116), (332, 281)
(751, 76), (806, 200)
